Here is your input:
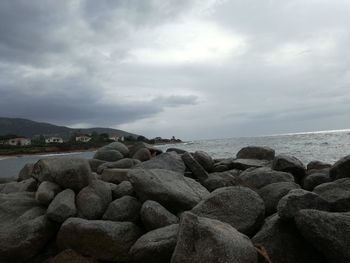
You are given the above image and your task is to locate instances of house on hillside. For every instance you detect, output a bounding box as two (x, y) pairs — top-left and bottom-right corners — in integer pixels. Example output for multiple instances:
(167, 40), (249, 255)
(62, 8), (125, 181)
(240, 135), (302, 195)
(109, 135), (124, 142)
(45, 137), (64, 144)
(76, 135), (91, 142)
(6, 137), (31, 146)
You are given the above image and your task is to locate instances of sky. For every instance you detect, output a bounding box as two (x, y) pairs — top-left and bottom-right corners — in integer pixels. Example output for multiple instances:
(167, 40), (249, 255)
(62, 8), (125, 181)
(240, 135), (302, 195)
(1, 0), (350, 140)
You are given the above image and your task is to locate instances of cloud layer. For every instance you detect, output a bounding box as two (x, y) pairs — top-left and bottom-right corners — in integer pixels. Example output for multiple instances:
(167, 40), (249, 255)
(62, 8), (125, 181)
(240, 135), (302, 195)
(1, 0), (350, 139)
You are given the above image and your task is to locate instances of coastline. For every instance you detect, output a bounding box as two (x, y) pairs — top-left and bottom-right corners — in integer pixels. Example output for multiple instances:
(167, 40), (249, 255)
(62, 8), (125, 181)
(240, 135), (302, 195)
(0, 147), (99, 158)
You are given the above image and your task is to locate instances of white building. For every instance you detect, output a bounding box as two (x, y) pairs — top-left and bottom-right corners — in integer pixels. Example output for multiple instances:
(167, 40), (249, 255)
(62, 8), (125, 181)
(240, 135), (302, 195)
(45, 137), (63, 144)
(109, 136), (124, 142)
(76, 135), (91, 142)
(7, 137), (31, 146)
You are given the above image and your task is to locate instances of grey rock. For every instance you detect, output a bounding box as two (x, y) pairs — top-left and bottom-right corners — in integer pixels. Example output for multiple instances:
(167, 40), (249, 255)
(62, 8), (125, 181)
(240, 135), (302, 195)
(88, 158), (106, 173)
(93, 149), (124, 162)
(100, 141), (130, 157)
(258, 182), (300, 216)
(231, 158), (271, 170)
(112, 180), (134, 199)
(135, 152), (186, 174)
(171, 212), (258, 263)
(303, 172), (331, 190)
(295, 210), (350, 263)
(329, 155), (350, 180)
(0, 192), (58, 261)
(129, 142), (162, 157)
(0, 178), (37, 193)
(76, 180), (112, 219)
(212, 164), (230, 172)
(128, 169), (209, 212)
(141, 200), (179, 231)
(47, 189), (77, 223)
(203, 170), (241, 191)
(166, 148), (187, 154)
(182, 152), (209, 182)
(18, 163), (34, 181)
(272, 155), (306, 183)
(97, 158), (140, 174)
(277, 189), (329, 220)
(240, 167), (294, 190)
(101, 168), (130, 183)
(130, 224), (179, 263)
(313, 178), (350, 211)
(193, 151), (214, 172)
(237, 146), (275, 160)
(103, 195), (141, 222)
(32, 158), (92, 192)
(252, 214), (326, 263)
(57, 217), (142, 262)
(49, 249), (98, 263)
(35, 181), (61, 205)
(192, 186), (265, 236)
(133, 148), (152, 162)
(307, 160), (331, 171)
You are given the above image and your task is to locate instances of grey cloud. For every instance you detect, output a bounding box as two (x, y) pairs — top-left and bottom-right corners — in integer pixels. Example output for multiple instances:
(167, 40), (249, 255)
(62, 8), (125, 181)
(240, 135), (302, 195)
(1, 1), (350, 139)
(152, 95), (198, 107)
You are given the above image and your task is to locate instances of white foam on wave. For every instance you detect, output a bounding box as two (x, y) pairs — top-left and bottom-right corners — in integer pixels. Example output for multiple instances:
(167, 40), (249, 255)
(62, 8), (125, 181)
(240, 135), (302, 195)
(270, 128), (350, 137)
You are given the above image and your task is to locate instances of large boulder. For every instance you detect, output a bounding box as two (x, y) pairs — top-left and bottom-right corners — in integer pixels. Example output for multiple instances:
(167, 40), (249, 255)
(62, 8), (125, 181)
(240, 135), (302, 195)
(100, 142), (130, 157)
(135, 152), (186, 174)
(0, 192), (58, 262)
(182, 152), (209, 182)
(193, 151), (214, 172)
(0, 178), (37, 193)
(191, 186), (265, 236)
(112, 180), (135, 199)
(133, 148), (152, 162)
(272, 155), (306, 183)
(76, 180), (112, 219)
(202, 170), (241, 192)
(47, 189), (77, 223)
(295, 210), (350, 263)
(307, 160), (331, 172)
(49, 249), (98, 263)
(88, 159), (106, 173)
(57, 218), (142, 262)
(32, 158), (92, 192)
(277, 189), (329, 220)
(166, 148), (187, 154)
(236, 146), (275, 160)
(97, 158), (140, 174)
(313, 178), (350, 211)
(141, 200), (179, 231)
(252, 214), (326, 263)
(103, 195), (141, 222)
(258, 182), (300, 216)
(239, 167), (294, 190)
(93, 149), (124, 162)
(130, 224), (179, 263)
(129, 142), (162, 157)
(171, 212), (258, 263)
(35, 181), (61, 205)
(302, 172), (331, 190)
(18, 163), (34, 181)
(230, 158), (271, 170)
(101, 168), (129, 184)
(128, 169), (209, 212)
(329, 155), (350, 180)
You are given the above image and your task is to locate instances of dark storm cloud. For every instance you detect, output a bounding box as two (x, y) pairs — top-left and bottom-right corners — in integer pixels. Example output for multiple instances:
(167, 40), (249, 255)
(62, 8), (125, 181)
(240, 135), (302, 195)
(1, 0), (350, 139)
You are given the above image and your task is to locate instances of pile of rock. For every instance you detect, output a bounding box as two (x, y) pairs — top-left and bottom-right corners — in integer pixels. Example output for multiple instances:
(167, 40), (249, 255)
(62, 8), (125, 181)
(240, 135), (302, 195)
(0, 143), (349, 262)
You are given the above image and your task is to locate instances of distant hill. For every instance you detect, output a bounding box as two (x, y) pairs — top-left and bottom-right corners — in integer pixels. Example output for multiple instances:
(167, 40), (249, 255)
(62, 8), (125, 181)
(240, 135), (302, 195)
(0, 117), (140, 140)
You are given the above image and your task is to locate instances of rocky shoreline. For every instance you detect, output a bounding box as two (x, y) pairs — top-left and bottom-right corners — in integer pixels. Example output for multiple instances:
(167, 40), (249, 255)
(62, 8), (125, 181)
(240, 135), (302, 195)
(0, 142), (349, 262)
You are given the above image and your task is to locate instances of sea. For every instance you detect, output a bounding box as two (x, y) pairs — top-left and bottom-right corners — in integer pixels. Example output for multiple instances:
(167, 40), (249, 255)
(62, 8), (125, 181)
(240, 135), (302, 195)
(1, 129), (350, 178)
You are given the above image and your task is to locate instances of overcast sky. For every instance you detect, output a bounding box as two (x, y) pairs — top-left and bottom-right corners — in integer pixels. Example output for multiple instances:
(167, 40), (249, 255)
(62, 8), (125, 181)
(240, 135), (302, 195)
(1, 0), (350, 140)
